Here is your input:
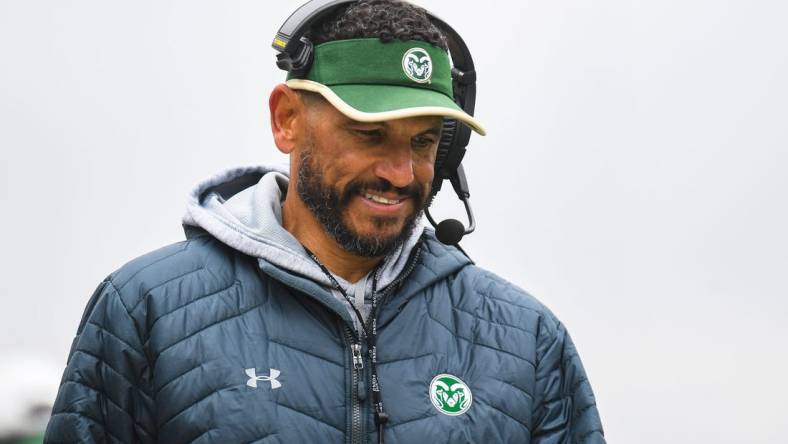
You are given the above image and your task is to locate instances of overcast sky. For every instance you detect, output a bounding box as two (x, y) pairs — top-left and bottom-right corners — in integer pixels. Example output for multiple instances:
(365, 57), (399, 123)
(1, 0), (787, 442)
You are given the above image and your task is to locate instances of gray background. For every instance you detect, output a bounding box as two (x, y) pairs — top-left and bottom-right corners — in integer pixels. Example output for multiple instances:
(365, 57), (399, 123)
(1, 0), (787, 442)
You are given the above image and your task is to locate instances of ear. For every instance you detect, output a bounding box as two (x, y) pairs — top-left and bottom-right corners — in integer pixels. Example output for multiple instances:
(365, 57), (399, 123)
(269, 84), (305, 154)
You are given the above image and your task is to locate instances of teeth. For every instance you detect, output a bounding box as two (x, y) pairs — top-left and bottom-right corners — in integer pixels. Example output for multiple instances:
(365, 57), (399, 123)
(364, 192), (401, 205)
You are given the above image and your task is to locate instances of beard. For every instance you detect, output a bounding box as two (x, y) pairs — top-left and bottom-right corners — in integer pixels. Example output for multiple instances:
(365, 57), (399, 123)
(296, 145), (426, 258)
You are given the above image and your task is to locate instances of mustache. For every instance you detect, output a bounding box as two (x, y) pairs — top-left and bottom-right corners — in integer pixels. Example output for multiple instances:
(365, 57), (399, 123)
(341, 178), (424, 205)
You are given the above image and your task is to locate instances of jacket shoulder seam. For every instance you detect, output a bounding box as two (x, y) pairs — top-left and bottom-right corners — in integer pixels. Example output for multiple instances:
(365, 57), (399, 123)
(112, 241), (192, 290)
(127, 266), (206, 315)
(146, 280), (241, 335)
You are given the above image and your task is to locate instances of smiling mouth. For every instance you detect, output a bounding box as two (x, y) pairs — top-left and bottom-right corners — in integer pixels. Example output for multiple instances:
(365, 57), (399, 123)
(362, 192), (404, 205)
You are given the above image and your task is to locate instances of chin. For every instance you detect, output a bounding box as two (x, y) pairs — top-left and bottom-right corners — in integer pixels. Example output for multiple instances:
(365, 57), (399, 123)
(332, 211), (421, 257)
(354, 216), (405, 236)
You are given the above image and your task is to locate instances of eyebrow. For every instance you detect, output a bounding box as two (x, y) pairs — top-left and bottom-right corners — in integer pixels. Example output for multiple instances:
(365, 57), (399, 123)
(343, 118), (443, 136)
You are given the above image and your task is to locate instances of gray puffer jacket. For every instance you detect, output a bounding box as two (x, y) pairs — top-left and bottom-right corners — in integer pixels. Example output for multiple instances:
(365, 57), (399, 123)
(45, 168), (605, 443)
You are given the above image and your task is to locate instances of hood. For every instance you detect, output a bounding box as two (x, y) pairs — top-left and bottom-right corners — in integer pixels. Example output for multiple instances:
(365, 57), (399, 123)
(182, 165), (425, 293)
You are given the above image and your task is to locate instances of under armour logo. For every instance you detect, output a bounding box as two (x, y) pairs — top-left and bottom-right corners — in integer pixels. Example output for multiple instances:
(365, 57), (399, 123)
(245, 368), (282, 389)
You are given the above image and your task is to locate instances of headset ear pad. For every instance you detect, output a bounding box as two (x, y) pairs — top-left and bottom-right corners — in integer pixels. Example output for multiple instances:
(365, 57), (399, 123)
(428, 117), (469, 206)
(428, 118), (457, 205)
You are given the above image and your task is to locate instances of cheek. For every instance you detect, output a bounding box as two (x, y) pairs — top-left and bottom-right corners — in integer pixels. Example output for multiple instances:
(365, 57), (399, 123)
(332, 149), (385, 190)
(413, 155), (436, 184)
(409, 161), (433, 200)
(307, 139), (356, 187)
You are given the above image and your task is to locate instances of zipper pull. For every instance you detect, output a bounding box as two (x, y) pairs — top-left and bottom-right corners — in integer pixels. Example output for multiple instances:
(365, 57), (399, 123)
(351, 343), (364, 370)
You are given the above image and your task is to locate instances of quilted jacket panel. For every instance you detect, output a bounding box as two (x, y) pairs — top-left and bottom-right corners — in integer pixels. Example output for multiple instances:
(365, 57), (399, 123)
(45, 230), (604, 443)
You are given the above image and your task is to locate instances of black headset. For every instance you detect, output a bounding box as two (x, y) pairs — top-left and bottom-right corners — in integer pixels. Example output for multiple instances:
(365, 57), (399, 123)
(273, 0), (480, 245)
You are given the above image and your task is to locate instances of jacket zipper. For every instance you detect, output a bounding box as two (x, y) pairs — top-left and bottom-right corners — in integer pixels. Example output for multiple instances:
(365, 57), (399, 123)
(344, 241), (423, 444)
(345, 326), (364, 444)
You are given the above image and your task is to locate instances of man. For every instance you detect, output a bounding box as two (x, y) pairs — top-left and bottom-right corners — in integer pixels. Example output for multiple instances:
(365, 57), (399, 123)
(45, 1), (605, 443)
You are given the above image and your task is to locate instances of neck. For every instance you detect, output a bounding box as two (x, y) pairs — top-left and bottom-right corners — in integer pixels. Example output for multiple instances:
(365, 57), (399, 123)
(282, 193), (381, 283)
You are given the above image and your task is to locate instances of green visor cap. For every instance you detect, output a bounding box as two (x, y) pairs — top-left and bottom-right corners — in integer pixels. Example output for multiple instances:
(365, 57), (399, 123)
(286, 38), (486, 135)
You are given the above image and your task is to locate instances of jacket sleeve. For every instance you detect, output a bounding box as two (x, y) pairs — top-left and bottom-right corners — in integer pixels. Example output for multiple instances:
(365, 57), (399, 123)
(44, 278), (155, 443)
(532, 321), (605, 444)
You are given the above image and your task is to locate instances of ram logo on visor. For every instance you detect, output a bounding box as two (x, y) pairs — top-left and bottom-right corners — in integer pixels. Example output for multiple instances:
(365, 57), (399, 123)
(402, 47), (433, 83)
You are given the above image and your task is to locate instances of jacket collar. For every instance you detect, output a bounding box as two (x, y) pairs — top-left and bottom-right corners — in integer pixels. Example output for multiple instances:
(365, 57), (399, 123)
(376, 231), (473, 328)
(184, 200), (473, 330)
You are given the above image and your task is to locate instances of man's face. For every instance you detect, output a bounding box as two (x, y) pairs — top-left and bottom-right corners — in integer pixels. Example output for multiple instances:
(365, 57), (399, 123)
(294, 94), (442, 257)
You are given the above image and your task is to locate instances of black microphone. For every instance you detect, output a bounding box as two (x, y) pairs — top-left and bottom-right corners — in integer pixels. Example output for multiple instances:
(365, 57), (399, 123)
(435, 219), (466, 245)
(425, 165), (476, 246)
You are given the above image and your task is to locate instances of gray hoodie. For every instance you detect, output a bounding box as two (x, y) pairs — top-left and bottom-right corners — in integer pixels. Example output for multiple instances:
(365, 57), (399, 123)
(182, 165), (424, 333)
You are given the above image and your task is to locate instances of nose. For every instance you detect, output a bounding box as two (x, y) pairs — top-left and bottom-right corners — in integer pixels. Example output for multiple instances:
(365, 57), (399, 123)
(374, 143), (414, 189)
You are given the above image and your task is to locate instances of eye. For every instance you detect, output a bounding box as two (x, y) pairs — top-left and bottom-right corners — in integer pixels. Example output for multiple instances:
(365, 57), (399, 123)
(351, 128), (383, 142)
(412, 135), (438, 150)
